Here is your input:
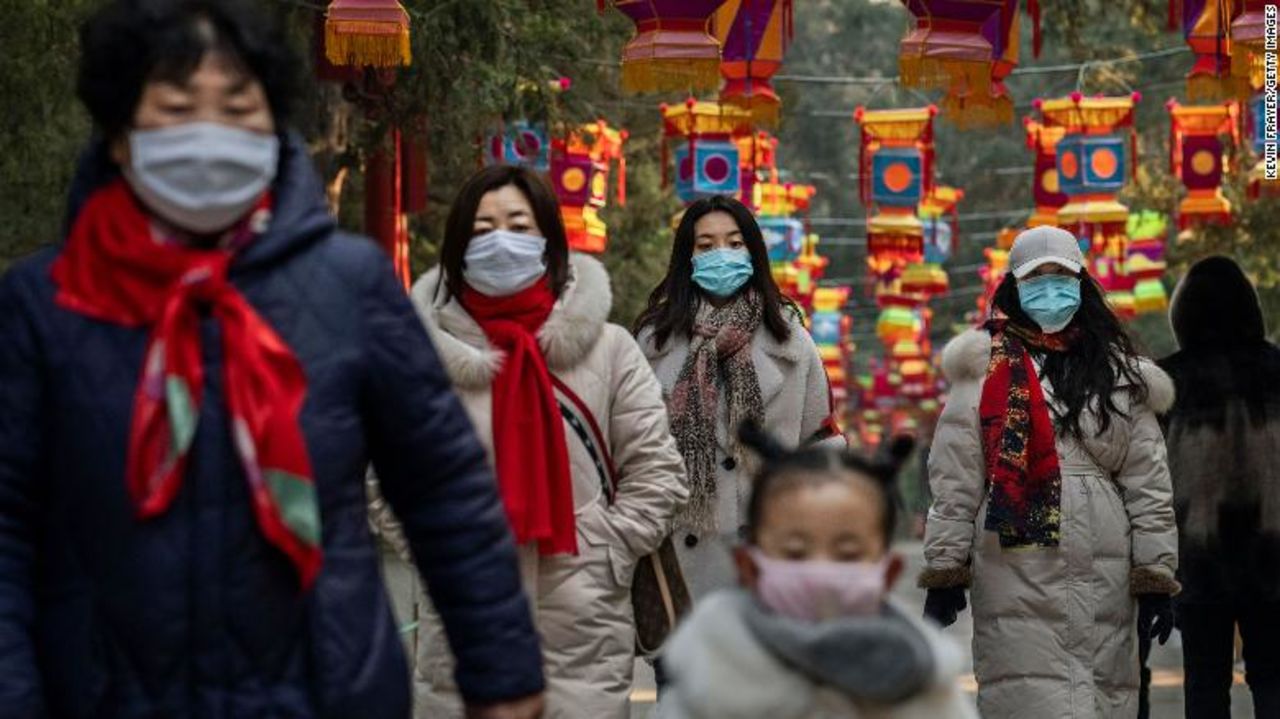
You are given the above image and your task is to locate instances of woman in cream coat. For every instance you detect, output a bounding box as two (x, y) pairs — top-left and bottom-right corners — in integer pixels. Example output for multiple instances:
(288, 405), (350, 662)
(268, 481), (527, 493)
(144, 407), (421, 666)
(920, 227), (1179, 718)
(373, 166), (687, 719)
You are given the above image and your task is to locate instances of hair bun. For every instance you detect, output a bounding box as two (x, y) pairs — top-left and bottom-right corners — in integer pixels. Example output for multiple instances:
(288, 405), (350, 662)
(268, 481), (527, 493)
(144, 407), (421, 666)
(866, 434), (915, 485)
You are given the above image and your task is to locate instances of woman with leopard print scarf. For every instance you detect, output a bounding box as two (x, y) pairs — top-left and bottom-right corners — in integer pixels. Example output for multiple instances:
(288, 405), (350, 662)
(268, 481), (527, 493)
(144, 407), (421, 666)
(635, 196), (845, 604)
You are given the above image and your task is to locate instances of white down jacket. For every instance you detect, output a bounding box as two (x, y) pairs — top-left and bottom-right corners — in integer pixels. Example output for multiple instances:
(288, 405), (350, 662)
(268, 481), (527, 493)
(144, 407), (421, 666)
(372, 254), (688, 719)
(920, 328), (1179, 719)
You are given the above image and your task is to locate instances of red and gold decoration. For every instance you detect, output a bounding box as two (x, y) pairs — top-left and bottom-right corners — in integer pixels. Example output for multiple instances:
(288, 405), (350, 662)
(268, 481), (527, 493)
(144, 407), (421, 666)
(898, 0), (1028, 128)
(712, 0), (795, 126)
(323, 0), (412, 69)
(609, 1), (729, 94)
(551, 120), (627, 254)
(809, 287), (854, 411)
(1024, 118), (1069, 228)
(1168, 100), (1240, 228)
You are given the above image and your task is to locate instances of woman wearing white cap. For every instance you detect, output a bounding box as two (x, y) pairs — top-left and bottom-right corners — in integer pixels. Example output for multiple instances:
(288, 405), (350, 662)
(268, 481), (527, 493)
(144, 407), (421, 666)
(919, 226), (1180, 717)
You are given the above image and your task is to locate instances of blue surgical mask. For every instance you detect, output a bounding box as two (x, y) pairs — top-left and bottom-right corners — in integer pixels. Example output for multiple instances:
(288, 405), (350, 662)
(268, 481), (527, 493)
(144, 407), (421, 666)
(1017, 274), (1082, 334)
(692, 248), (754, 298)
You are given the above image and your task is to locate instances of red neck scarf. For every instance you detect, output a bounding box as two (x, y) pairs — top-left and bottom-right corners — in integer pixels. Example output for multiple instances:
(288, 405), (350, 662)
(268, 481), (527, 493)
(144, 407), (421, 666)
(51, 179), (322, 588)
(462, 279), (577, 556)
(978, 318), (1075, 548)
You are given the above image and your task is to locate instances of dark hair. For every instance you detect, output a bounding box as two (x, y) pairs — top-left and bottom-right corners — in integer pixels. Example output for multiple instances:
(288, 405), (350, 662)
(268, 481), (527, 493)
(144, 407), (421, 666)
(440, 165), (570, 301)
(992, 269), (1147, 438)
(633, 195), (794, 348)
(77, 0), (297, 141)
(739, 422), (914, 546)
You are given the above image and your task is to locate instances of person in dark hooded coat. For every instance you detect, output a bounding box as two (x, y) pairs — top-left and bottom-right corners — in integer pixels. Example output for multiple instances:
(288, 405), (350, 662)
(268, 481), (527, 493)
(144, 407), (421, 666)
(1158, 255), (1280, 718)
(0, 1), (544, 717)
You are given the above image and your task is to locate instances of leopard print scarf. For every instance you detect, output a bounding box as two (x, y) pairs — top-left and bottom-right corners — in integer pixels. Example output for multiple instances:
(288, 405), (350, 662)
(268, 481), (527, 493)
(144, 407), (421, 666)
(669, 292), (766, 534)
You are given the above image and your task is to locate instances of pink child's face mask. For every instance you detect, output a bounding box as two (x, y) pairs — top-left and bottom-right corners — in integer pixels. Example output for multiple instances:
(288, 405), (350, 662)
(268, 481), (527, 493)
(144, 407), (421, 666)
(749, 548), (889, 622)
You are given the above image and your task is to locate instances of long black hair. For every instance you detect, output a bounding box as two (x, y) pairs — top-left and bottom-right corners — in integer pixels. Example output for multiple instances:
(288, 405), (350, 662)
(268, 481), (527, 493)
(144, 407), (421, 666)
(992, 269), (1147, 438)
(633, 195), (793, 349)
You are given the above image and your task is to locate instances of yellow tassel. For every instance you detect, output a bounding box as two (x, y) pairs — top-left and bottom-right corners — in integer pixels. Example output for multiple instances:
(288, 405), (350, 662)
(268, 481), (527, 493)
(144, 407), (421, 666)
(325, 20), (411, 68)
(1187, 73), (1249, 102)
(621, 59), (721, 95)
(899, 56), (991, 93)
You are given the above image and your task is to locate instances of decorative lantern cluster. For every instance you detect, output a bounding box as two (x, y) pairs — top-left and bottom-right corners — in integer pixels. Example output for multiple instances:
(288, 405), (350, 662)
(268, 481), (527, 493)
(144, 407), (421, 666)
(852, 106), (954, 441)
(661, 99), (755, 203)
(712, 0), (795, 126)
(1168, 100), (1240, 228)
(551, 121), (628, 254)
(810, 287), (854, 410)
(608, 1), (729, 94)
(1035, 93), (1140, 269)
(897, 0), (1031, 128)
(855, 106), (936, 293)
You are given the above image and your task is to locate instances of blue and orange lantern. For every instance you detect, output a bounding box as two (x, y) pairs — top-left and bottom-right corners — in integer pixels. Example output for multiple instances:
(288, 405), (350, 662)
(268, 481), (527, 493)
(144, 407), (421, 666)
(855, 106), (937, 293)
(1036, 92), (1140, 262)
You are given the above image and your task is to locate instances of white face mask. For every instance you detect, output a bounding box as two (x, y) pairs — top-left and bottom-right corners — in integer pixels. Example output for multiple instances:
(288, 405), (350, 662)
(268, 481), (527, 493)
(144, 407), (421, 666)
(122, 122), (280, 234)
(463, 229), (548, 297)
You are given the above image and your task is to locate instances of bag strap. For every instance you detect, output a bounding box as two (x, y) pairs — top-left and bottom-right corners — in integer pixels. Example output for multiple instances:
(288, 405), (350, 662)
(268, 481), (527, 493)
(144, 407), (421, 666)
(552, 375), (618, 505)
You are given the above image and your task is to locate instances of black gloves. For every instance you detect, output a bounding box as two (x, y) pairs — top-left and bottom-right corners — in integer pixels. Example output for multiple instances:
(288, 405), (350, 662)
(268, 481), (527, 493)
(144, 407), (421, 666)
(923, 586), (968, 628)
(1138, 594), (1175, 645)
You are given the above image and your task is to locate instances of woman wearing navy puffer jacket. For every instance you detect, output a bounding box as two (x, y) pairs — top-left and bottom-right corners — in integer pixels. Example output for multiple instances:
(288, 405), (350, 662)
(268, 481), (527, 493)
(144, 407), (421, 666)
(0, 1), (544, 717)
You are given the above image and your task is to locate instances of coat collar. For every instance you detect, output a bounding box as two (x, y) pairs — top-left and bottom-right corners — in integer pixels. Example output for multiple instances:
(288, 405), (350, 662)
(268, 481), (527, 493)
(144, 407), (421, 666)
(941, 326), (1176, 414)
(410, 253), (613, 389)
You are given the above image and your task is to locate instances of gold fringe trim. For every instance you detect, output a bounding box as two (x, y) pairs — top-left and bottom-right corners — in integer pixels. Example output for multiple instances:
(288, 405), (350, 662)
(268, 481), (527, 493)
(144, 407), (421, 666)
(325, 21), (411, 68)
(941, 93), (1014, 129)
(899, 56), (992, 94)
(1187, 73), (1250, 102)
(621, 59), (721, 95)
(724, 95), (781, 127)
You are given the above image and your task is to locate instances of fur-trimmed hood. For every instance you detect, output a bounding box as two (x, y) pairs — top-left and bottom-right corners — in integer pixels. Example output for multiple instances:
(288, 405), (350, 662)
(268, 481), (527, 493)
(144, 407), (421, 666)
(939, 327), (1175, 414)
(409, 253), (613, 389)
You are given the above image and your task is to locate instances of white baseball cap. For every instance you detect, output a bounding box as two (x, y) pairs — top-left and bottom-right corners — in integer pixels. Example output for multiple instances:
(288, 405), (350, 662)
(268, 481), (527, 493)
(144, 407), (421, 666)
(1008, 226), (1085, 279)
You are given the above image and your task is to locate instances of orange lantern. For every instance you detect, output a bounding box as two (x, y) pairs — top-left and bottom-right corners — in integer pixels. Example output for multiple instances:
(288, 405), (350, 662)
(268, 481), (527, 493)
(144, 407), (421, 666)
(323, 0), (411, 68)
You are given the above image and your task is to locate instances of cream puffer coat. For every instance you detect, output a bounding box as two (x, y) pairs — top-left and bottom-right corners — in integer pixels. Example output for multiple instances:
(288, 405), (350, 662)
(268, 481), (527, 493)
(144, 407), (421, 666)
(639, 309), (844, 601)
(920, 328), (1179, 719)
(371, 254), (688, 719)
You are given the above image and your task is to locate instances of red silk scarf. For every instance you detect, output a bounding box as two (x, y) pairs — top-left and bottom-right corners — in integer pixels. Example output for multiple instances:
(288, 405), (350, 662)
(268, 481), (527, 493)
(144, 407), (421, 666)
(51, 179), (322, 588)
(979, 318), (1074, 548)
(462, 279), (577, 555)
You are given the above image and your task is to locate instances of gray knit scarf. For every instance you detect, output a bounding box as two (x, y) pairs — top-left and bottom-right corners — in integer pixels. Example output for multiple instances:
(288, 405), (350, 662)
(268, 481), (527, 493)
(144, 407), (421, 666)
(669, 292), (765, 534)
